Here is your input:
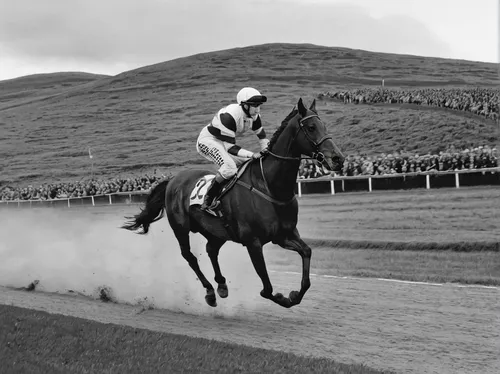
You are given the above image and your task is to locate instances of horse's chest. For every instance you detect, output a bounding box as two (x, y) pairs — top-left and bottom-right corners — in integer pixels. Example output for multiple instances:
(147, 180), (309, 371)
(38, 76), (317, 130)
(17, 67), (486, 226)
(269, 205), (298, 232)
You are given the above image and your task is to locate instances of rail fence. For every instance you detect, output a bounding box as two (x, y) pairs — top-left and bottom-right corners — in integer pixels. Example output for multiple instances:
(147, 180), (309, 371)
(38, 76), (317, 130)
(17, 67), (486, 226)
(1, 167), (498, 208)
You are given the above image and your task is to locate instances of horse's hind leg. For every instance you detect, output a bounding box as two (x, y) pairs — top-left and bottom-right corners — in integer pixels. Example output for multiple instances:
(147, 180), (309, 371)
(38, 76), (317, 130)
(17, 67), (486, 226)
(172, 227), (217, 307)
(205, 236), (228, 298)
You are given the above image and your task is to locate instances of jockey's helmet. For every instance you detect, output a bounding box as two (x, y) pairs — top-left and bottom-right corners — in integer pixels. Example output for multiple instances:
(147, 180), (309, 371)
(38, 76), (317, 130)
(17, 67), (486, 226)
(237, 87), (267, 106)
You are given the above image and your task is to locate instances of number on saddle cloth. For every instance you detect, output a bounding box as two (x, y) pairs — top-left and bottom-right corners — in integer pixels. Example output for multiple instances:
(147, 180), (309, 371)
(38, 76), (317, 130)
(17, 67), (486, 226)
(189, 174), (215, 207)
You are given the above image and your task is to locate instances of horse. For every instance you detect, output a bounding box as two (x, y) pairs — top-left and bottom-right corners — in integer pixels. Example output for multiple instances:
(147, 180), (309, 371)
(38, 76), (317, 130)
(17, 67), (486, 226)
(122, 98), (345, 308)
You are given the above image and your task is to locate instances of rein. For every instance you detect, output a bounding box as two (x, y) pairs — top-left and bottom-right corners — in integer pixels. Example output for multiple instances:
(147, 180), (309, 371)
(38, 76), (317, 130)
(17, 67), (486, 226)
(235, 157), (296, 206)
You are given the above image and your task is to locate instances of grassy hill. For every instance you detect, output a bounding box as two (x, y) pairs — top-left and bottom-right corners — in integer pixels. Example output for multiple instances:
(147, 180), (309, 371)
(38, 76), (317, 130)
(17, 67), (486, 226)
(0, 43), (498, 185)
(0, 72), (109, 108)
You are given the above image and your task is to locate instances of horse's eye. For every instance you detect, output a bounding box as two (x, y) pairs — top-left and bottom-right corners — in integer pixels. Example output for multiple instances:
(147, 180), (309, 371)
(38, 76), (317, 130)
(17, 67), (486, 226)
(307, 126), (315, 132)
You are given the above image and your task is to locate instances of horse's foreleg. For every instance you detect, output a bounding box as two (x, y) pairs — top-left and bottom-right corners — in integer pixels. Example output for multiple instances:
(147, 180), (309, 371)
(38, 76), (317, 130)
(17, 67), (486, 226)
(246, 240), (293, 308)
(274, 228), (312, 306)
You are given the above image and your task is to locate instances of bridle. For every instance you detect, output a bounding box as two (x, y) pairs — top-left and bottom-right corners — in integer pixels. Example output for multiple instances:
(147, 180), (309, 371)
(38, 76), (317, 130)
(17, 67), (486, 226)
(266, 113), (332, 163)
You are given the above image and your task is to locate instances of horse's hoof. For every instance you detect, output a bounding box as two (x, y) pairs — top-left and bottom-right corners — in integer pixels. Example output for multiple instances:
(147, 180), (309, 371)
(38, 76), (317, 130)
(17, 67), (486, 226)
(274, 293), (292, 308)
(274, 292), (284, 300)
(205, 290), (217, 307)
(289, 290), (301, 304)
(217, 284), (228, 298)
(260, 289), (273, 299)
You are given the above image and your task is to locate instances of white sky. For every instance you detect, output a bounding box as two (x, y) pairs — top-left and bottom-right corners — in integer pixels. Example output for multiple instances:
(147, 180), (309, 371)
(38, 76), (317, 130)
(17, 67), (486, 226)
(0, 0), (498, 80)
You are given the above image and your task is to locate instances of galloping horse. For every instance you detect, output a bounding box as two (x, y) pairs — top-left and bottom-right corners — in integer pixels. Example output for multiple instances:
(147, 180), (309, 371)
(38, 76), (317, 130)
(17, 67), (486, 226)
(122, 98), (345, 308)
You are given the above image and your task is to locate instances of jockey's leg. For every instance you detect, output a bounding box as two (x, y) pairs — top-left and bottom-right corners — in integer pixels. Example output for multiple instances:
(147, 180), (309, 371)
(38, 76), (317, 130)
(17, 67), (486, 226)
(201, 171), (226, 211)
(196, 136), (237, 211)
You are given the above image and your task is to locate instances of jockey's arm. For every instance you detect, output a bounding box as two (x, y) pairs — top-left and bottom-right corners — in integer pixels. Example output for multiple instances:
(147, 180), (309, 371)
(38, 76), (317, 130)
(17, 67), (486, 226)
(226, 144), (254, 158)
(252, 116), (269, 151)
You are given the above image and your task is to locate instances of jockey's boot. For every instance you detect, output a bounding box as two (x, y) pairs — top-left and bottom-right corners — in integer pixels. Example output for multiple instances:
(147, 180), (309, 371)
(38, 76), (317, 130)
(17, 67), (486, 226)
(201, 175), (225, 212)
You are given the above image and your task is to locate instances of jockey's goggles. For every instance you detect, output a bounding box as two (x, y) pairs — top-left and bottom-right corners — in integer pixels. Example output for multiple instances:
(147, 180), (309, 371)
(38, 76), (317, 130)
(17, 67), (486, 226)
(244, 102), (263, 108)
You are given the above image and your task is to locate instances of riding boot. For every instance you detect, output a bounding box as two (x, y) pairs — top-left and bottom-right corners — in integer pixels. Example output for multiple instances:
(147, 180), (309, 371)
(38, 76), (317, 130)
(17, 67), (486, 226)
(201, 178), (225, 211)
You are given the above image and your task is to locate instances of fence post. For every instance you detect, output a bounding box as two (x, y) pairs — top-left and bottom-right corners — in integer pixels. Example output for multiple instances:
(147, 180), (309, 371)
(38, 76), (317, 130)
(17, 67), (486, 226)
(297, 181), (302, 197)
(91, 196), (95, 206)
(330, 180), (335, 195)
(426, 174), (430, 189)
(342, 179), (345, 192)
(109, 194), (112, 205)
(455, 172), (460, 188)
(368, 177), (372, 192)
(67, 198), (70, 208)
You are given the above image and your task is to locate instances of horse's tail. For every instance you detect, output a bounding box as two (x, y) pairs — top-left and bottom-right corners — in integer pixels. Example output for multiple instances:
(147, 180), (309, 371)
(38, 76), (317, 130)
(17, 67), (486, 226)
(121, 178), (170, 235)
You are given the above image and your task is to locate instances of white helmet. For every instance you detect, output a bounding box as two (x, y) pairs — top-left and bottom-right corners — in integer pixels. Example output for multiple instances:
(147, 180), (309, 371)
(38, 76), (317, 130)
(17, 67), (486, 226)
(236, 87), (267, 105)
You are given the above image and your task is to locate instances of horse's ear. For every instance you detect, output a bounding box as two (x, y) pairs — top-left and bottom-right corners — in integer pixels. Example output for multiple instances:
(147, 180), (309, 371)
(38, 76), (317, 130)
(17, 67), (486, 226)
(297, 98), (307, 117)
(309, 99), (317, 112)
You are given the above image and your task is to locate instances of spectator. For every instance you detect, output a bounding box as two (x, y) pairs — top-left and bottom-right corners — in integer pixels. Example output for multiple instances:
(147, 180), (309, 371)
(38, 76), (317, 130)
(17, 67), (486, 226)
(318, 87), (499, 121)
(0, 172), (168, 202)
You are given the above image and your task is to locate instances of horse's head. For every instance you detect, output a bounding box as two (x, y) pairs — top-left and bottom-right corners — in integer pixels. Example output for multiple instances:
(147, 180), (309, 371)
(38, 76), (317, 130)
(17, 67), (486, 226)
(292, 98), (345, 172)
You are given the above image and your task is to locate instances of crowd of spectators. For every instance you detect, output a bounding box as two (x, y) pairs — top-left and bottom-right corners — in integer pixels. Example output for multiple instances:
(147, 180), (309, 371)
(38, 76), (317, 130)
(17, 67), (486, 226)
(318, 87), (499, 121)
(299, 145), (498, 179)
(0, 172), (167, 202)
(2, 145), (498, 201)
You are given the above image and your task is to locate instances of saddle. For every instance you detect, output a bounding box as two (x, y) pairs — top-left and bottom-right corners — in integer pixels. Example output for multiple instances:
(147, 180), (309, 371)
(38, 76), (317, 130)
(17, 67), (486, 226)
(189, 159), (253, 217)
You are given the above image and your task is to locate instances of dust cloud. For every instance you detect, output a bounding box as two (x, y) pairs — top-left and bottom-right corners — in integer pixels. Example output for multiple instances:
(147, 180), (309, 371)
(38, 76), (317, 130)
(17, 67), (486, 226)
(0, 207), (265, 316)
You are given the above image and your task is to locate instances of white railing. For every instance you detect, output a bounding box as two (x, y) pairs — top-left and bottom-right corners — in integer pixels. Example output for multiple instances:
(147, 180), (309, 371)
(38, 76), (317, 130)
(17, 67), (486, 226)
(0, 167), (498, 207)
(0, 190), (146, 208)
(295, 167), (499, 197)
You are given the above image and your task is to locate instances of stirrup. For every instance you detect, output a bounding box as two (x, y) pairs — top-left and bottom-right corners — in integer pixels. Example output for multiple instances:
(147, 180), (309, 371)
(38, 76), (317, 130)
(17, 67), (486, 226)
(201, 198), (219, 211)
(208, 199), (220, 210)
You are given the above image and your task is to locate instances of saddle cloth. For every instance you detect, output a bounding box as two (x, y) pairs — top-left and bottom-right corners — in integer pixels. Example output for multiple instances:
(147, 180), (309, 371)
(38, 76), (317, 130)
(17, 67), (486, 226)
(188, 174), (215, 206)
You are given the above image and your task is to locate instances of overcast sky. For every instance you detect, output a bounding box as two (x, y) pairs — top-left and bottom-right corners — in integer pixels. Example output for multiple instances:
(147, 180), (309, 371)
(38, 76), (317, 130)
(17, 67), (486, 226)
(0, 0), (498, 80)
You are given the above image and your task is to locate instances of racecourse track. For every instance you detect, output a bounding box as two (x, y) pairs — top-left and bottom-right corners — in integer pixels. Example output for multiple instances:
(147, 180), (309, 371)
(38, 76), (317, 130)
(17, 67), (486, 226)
(0, 202), (498, 374)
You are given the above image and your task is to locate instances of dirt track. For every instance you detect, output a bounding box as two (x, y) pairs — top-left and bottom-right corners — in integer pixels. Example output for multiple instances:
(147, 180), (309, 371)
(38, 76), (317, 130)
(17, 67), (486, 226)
(1, 273), (498, 374)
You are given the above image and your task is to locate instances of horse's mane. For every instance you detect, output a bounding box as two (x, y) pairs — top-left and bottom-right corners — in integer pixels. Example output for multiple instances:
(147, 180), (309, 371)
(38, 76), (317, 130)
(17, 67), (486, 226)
(268, 108), (298, 152)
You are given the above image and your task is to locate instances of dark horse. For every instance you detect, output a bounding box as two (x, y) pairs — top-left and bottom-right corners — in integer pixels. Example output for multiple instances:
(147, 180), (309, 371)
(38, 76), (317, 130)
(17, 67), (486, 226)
(122, 98), (345, 308)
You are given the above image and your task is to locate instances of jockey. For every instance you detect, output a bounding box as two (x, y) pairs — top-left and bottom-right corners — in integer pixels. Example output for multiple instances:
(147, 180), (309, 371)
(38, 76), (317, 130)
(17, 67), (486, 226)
(196, 87), (270, 212)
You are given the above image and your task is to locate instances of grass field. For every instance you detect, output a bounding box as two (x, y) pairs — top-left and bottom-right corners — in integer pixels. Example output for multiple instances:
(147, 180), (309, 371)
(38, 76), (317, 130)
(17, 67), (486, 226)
(0, 305), (390, 374)
(1, 43), (498, 185)
(297, 187), (500, 245)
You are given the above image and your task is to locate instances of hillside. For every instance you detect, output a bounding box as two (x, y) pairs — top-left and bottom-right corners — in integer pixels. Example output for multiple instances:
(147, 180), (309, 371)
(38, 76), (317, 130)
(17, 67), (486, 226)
(0, 72), (109, 108)
(0, 43), (498, 185)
